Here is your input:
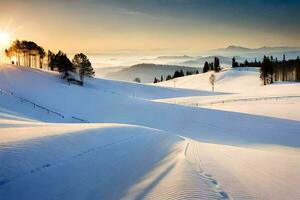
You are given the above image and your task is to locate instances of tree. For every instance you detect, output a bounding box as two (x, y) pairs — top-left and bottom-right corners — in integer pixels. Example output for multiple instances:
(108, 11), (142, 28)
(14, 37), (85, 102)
(53, 51), (74, 79)
(133, 77), (141, 83)
(37, 46), (45, 68)
(232, 57), (238, 68)
(214, 57), (221, 72)
(203, 61), (210, 73)
(260, 57), (273, 85)
(48, 50), (55, 71)
(209, 73), (215, 92)
(166, 75), (172, 81)
(48, 51), (75, 79)
(153, 77), (159, 83)
(173, 70), (180, 78)
(72, 53), (95, 82)
(5, 40), (45, 68)
(180, 70), (184, 77)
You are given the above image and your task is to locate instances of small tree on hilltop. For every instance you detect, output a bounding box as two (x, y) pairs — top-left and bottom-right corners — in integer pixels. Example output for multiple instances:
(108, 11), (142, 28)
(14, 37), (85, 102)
(209, 73), (216, 92)
(72, 53), (95, 83)
(203, 61), (210, 73)
(166, 75), (172, 81)
(133, 77), (141, 83)
(232, 57), (238, 68)
(214, 57), (221, 72)
(53, 51), (74, 79)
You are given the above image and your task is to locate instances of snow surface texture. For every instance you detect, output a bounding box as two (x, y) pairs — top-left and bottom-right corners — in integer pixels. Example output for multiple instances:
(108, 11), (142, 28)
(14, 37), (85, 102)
(0, 64), (300, 200)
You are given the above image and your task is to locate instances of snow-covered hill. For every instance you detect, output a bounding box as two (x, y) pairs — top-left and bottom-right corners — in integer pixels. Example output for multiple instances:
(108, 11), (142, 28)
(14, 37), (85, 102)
(157, 67), (300, 120)
(157, 67), (261, 93)
(0, 64), (300, 200)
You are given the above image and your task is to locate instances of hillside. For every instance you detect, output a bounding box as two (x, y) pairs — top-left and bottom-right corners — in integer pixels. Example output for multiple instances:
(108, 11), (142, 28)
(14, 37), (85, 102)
(157, 67), (261, 93)
(156, 67), (300, 120)
(0, 64), (300, 200)
(105, 63), (200, 83)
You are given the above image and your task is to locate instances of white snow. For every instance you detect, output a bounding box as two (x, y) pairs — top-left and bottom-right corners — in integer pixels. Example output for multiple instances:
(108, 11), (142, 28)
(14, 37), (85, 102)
(157, 67), (300, 121)
(0, 64), (300, 200)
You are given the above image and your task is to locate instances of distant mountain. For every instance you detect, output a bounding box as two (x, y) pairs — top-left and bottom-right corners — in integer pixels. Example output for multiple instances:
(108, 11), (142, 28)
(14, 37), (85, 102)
(220, 46), (252, 52)
(214, 45), (300, 52)
(94, 66), (126, 77)
(156, 55), (193, 59)
(256, 46), (300, 52)
(105, 63), (200, 83)
(210, 45), (300, 60)
(170, 55), (245, 67)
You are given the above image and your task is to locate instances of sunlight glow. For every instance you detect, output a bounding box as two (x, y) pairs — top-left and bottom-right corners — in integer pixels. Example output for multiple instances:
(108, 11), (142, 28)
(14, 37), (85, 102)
(0, 32), (10, 47)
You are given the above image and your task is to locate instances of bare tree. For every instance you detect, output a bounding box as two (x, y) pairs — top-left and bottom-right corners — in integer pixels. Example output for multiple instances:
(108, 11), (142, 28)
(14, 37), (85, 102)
(209, 73), (215, 92)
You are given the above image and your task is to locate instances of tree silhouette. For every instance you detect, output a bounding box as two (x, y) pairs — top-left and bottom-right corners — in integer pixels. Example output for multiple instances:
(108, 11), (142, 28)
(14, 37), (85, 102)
(260, 56), (274, 85)
(5, 40), (45, 68)
(47, 50), (55, 71)
(203, 61), (209, 73)
(232, 57), (238, 68)
(72, 53), (95, 82)
(133, 77), (141, 83)
(214, 57), (221, 72)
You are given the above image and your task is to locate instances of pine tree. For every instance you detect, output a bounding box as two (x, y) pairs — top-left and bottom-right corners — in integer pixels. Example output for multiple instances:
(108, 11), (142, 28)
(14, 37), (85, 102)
(166, 75), (172, 81)
(232, 57), (238, 68)
(203, 61), (210, 73)
(180, 70), (184, 77)
(53, 51), (74, 79)
(214, 57), (221, 72)
(72, 53), (95, 82)
(260, 57), (274, 85)
(48, 50), (55, 71)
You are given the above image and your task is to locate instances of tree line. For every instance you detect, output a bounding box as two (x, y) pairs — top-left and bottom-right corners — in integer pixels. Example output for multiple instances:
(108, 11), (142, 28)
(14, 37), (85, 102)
(260, 55), (300, 85)
(153, 69), (199, 83)
(231, 55), (300, 84)
(202, 57), (221, 73)
(232, 57), (261, 68)
(151, 57), (222, 84)
(5, 40), (45, 68)
(5, 40), (95, 85)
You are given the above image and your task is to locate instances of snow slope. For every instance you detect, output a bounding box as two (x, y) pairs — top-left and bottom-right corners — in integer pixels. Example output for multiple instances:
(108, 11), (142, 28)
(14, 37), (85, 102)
(156, 67), (300, 121)
(0, 64), (300, 199)
(157, 67), (261, 93)
(0, 118), (179, 199)
(185, 139), (300, 200)
(0, 113), (229, 200)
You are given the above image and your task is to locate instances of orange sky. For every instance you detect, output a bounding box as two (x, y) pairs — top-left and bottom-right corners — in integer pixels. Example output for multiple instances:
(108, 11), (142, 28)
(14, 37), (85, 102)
(0, 0), (299, 54)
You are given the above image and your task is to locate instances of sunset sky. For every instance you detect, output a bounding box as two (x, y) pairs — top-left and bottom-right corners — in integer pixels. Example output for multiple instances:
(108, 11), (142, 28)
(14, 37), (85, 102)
(0, 0), (299, 53)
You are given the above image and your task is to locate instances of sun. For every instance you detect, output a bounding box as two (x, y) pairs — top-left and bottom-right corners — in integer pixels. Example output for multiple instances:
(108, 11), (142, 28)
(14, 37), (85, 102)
(0, 32), (10, 47)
